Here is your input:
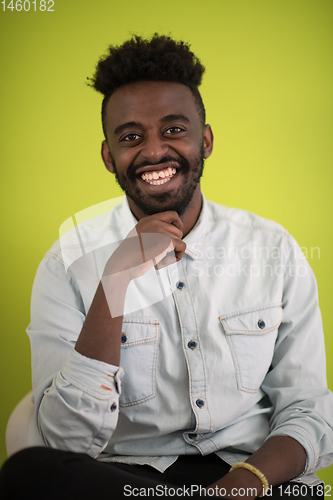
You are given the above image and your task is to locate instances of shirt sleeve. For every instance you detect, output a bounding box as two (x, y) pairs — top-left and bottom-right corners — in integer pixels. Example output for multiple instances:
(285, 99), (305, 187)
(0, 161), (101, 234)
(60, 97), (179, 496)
(261, 233), (333, 476)
(27, 248), (123, 458)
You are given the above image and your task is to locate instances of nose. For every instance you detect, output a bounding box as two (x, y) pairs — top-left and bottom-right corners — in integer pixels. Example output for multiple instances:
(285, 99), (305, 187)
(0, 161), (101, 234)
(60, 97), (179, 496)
(140, 132), (168, 164)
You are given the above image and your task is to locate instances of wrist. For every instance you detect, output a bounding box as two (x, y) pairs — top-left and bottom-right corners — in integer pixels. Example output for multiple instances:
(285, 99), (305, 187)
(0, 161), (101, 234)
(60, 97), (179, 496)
(209, 467), (262, 499)
(229, 467), (263, 497)
(229, 462), (268, 497)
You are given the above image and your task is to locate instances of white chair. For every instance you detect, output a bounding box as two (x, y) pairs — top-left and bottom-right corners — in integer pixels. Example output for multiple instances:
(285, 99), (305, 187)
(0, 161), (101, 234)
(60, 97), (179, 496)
(5, 391), (45, 458)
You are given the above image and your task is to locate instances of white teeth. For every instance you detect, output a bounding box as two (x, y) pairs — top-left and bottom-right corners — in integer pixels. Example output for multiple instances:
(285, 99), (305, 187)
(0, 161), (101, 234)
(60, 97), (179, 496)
(141, 167), (177, 184)
(150, 178), (171, 186)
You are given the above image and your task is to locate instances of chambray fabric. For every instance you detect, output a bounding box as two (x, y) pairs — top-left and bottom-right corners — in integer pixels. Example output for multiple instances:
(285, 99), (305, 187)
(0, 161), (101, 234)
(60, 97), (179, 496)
(27, 195), (333, 485)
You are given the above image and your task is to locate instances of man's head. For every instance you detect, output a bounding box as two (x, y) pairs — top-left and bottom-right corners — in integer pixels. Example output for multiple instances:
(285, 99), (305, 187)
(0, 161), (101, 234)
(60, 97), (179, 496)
(89, 34), (213, 220)
(89, 34), (206, 137)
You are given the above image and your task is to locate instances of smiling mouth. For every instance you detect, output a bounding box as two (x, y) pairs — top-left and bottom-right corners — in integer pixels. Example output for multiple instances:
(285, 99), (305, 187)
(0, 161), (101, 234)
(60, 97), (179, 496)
(140, 167), (177, 186)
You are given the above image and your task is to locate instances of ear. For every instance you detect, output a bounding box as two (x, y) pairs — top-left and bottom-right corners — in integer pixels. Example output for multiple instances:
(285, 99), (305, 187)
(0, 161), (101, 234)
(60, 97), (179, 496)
(203, 124), (214, 159)
(101, 140), (115, 173)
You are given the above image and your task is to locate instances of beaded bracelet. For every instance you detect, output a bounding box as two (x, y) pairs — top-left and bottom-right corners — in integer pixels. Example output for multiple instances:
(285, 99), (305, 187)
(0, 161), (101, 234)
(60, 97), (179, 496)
(229, 462), (269, 497)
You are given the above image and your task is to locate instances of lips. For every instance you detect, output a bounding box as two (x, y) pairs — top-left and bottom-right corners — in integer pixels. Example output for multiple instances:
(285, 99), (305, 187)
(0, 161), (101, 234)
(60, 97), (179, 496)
(141, 167), (177, 185)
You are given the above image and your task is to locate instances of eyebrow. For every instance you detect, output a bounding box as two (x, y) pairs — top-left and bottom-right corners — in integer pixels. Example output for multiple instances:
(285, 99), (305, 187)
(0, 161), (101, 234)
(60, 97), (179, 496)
(160, 114), (190, 124)
(114, 121), (140, 136)
(113, 114), (190, 136)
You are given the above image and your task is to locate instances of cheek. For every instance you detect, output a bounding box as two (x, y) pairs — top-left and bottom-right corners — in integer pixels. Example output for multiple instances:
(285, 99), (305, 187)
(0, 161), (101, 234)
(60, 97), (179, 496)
(114, 153), (137, 180)
(180, 136), (203, 154)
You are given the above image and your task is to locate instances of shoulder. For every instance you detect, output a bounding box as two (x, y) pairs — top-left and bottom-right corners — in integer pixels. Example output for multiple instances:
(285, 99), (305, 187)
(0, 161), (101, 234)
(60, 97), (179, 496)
(42, 200), (126, 271)
(206, 200), (288, 236)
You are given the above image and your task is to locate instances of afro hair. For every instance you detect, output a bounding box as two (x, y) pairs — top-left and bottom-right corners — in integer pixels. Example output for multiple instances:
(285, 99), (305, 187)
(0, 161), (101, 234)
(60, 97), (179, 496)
(88, 34), (206, 136)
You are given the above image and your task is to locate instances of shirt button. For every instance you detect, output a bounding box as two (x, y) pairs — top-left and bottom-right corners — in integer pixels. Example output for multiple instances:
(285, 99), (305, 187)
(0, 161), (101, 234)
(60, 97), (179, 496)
(188, 433), (197, 440)
(196, 399), (205, 408)
(187, 340), (197, 350)
(257, 319), (266, 329)
(121, 333), (127, 343)
(110, 403), (117, 412)
(176, 281), (185, 290)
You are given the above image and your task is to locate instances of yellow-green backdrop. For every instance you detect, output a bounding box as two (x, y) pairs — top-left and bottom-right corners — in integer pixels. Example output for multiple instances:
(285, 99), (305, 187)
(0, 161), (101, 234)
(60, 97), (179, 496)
(1, 0), (332, 485)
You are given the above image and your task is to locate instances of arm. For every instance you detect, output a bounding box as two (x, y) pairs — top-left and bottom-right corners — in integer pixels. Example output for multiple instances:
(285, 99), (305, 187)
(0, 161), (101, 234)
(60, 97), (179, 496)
(210, 234), (333, 496)
(209, 436), (306, 498)
(75, 210), (186, 365)
(28, 210), (186, 455)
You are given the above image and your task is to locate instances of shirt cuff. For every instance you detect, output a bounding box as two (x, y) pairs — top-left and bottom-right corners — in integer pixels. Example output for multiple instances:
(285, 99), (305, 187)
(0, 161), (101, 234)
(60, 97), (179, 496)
(61, 348), (124, 400)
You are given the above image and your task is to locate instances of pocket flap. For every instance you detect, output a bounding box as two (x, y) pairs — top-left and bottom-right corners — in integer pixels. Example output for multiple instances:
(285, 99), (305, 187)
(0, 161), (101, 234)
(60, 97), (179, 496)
(121, 317), (159, 347)
(220, 304), (282, 335)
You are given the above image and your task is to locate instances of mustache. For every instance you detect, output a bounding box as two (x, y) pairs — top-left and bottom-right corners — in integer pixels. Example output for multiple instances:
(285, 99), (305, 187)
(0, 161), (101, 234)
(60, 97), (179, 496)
(127, 154), (190, 180)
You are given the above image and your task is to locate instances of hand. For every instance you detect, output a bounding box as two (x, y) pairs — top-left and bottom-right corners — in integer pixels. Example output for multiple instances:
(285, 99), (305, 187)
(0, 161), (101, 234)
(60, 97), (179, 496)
(75, 211), (186, 363)
(103, 211), (187, 281)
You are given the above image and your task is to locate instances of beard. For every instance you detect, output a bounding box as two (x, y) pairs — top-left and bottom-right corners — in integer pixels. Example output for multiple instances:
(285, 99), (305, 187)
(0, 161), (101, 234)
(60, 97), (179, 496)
(111, 144), (205, 217)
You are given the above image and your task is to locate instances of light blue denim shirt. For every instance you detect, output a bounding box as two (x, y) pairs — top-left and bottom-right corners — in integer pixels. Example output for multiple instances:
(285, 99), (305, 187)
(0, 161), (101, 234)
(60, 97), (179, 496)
(27, 195), (333, 485)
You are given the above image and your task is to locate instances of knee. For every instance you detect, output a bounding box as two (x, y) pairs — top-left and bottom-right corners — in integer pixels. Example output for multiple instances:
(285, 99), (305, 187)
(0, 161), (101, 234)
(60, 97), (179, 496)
(0, 446), (90, 498)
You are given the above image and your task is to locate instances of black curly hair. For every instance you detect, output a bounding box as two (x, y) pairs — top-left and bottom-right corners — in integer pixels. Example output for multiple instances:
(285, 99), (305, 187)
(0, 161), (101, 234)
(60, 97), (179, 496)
(88, 34), (206, 138)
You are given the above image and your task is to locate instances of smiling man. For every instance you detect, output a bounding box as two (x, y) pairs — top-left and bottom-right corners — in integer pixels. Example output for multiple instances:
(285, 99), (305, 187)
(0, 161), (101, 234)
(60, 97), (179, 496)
(1, 34), (333, 499)
(101, 79), (211, 234)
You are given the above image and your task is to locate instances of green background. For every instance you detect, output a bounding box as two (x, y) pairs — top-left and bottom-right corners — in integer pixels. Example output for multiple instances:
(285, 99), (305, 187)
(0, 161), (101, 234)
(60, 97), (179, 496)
(1, 0), (332, 484)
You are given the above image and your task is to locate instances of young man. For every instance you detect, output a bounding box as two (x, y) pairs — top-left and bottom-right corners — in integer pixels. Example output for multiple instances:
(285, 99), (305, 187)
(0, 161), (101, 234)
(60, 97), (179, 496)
(1, 34), (332, 499)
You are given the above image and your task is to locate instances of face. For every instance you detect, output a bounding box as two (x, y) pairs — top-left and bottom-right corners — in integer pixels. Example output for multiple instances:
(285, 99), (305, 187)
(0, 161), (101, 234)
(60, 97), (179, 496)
(101, 81), (213, 219)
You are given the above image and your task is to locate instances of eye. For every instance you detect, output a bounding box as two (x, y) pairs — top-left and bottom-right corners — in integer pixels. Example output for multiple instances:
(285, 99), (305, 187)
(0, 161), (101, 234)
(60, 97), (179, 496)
(164, 126), (185, 135)
(121, 133), (140, 142)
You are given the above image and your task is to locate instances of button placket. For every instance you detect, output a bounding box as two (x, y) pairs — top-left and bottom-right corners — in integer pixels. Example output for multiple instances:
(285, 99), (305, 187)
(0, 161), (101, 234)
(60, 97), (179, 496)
(169, 261), (211, 437)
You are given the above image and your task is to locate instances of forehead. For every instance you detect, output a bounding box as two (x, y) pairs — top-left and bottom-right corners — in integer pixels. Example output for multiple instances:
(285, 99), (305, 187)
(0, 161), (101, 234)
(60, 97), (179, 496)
(105, 81), (200, 132)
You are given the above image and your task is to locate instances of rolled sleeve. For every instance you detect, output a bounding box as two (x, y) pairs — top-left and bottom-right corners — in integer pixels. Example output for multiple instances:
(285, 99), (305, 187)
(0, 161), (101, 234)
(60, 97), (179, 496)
(262, 234), (333, 476)
(61, 349), (123, 399)
(39, 350), (124, 457)
(27, 246), (124, 457)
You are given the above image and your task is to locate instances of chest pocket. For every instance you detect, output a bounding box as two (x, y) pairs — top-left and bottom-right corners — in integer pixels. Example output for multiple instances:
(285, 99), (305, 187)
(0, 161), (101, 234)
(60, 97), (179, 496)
(219, 304), (282, 394)
(119, 318), (159, 407)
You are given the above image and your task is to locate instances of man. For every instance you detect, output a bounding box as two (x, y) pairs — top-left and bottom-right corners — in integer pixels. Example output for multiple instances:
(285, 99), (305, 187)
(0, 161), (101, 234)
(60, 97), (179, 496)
(1, 34), (332, 499)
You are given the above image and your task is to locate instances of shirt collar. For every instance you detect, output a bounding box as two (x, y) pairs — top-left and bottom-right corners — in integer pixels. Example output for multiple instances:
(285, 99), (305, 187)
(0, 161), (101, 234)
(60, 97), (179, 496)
(183, 193), (208, 260)
(119, 196), (139, 235)
(119, 193), (208, 261)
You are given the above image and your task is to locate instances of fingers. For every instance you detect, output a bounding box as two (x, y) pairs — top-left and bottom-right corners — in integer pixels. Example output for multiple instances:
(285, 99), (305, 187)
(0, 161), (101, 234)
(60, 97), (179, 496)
(156, 221), (183, 240)
(175, 240), (187, 260)
(148, 211), (183, 234)
(137, 211), (183, 241)
(163, 238), (186, 265)
(136, 211), (186, 265)
(153, 238), (187, 270)
(104, 211), (186, 281)
(139, 232), (186, 262)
